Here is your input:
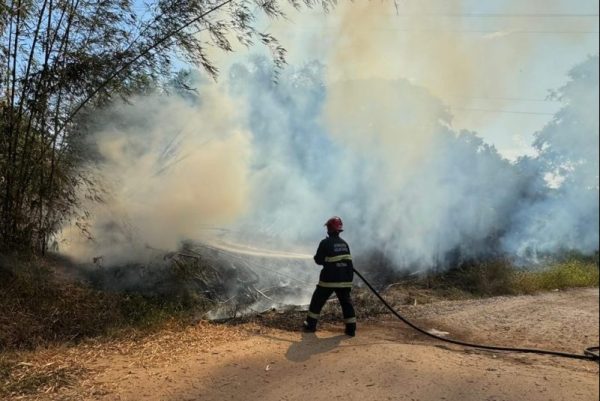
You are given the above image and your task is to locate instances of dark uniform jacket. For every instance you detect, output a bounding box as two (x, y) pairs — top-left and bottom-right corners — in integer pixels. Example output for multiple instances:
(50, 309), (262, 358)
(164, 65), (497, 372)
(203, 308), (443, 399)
(313, 234), (354, 288)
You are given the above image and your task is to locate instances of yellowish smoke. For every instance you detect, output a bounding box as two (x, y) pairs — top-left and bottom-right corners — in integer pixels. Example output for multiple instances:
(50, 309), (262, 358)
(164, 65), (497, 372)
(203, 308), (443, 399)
(61, 84), (251, 262)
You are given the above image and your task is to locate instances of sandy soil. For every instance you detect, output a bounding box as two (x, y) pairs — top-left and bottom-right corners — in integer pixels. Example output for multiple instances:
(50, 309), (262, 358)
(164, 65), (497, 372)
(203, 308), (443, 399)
(6, 288), (599, 401)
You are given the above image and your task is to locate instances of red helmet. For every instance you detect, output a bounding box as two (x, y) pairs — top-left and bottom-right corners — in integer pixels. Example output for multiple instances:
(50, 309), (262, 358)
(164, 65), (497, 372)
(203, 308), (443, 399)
(325, 216), (344, 232)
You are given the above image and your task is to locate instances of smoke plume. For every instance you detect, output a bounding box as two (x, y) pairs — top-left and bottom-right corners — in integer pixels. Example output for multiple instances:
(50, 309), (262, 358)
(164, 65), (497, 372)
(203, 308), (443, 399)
(61, 79), (252, 263)
(59, 0), (598, 272)
(61, 54), (598, 272)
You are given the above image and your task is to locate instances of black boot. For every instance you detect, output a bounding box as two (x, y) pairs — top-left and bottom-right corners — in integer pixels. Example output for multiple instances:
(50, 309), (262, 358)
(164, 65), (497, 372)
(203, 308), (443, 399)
(345, 322), (356, 337)
(303, 317), (317, 332)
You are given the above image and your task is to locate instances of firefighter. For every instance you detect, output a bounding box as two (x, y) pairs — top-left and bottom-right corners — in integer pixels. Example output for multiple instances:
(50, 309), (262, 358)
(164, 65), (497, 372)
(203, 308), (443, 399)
(303, 216), (356, 336)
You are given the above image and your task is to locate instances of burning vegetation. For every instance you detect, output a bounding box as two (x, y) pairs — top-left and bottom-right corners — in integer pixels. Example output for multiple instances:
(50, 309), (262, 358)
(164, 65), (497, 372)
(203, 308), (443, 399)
(1, 0), (598, 399)
(1, 244), (597, 353)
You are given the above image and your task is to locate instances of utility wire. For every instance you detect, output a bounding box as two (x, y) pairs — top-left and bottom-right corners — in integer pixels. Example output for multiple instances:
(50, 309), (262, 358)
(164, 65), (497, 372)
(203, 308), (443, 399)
(393, 13), (599, 18)
(450, 106), (555, 116)
(329, 28), (600, 34)
(446, 95), (559, 103)
(305, 10), (600, 18)
(395, 29), (600, 34)
(57, 2), (592, 130)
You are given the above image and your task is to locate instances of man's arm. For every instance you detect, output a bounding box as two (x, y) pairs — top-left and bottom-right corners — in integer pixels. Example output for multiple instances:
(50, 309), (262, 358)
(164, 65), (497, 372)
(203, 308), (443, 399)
(313, 239), (327, 265)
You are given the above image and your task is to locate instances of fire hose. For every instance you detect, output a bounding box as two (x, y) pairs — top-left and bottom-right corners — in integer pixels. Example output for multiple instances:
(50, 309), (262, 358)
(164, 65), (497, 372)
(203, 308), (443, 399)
(197, 239), (599, 362)
(352, 267), (600, 362)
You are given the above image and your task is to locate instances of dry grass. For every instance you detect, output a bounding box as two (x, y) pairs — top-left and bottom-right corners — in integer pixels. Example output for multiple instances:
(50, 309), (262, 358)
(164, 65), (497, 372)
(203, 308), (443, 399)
(0, 320), (253, 399)
(0, 354), (87, 398)
(0, 254), (203, 351)
(2, 254), (596, 350)
(0, 252), (597, 398)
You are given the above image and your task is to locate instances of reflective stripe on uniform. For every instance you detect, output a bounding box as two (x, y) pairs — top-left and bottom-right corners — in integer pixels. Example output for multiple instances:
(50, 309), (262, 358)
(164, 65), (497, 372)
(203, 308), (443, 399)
(344, 317), (357, 324)
(307, 311), (320, 319)
(318, 281), (353, 288)
(324, 254), (352, 263)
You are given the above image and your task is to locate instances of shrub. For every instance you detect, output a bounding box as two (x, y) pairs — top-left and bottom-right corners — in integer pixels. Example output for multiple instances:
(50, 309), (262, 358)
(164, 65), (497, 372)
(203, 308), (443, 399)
(427, 259), (517, 296)
(404, 257), (598, 297)
(0, 254), (202, 350)
(513, 260), (600, 293)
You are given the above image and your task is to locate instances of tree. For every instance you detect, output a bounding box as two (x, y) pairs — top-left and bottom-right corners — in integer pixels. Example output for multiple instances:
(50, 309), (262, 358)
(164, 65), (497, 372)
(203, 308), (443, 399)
(506, 56), (599, 256)
(0, 0), (332, 253)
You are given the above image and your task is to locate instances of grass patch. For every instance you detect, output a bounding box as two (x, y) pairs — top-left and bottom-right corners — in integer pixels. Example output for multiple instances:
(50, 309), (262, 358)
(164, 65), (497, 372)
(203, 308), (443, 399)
(0, 354), (86, 398)
(513, 260), (600, 294)
(414, 258), (599, 297)
(430, 260), (517, 296)
(0, 254), (205, 351)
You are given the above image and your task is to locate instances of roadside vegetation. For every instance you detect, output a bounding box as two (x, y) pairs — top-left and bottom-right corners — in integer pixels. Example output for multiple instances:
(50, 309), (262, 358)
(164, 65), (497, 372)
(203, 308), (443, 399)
(429, 256), (600, 296)
(512, 260), (599, 293)
(0, 254), (201, 351)
(2, 253), (597, 352)
(0, 251), (598, 397)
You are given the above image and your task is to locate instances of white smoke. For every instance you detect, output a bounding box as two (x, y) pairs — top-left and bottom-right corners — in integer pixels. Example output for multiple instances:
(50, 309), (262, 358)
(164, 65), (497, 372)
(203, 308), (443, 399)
(501, 56), (599, 258)
(60, 55), (598, 271)
(229, 55), (598, 266)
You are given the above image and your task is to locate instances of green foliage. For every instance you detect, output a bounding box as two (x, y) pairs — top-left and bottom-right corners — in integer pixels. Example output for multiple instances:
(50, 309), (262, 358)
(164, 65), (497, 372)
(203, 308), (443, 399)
(513, 260), (600, 294)
(419, 258), (599, 296)
(441, 260), (518, 296)
(0, 0), (335, 253)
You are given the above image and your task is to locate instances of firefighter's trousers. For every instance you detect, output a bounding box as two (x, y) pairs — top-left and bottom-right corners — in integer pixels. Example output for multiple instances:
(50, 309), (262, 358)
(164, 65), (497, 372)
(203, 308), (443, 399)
(305, 285), (356, 330)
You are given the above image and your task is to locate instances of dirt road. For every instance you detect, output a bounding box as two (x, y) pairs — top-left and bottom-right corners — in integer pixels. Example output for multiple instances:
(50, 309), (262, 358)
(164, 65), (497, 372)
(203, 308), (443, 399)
(6, 288), (599, 401)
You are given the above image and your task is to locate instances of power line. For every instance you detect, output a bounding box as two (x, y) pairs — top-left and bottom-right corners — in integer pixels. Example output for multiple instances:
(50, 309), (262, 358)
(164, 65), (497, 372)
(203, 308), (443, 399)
(445, 95), (560, 103)
(479, 30), (598, 34)
(306, 11), (600, 18)
(451, 106), (555, 116)
(383, 29), (599, 34)
(298, 25), (599, 35)
(393, 13), (599, 18)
